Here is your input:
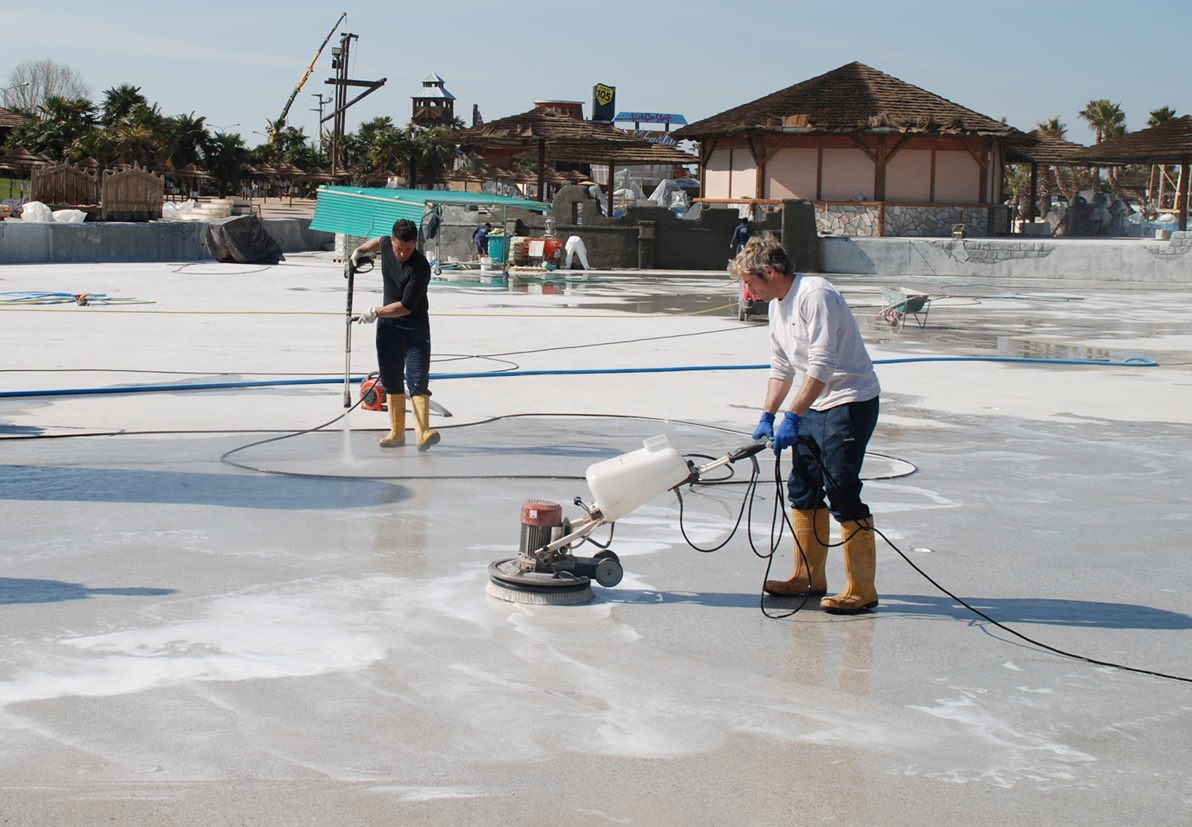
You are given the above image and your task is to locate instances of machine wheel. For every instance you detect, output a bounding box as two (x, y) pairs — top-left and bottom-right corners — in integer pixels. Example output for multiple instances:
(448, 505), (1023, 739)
(592, 550), (623, 588)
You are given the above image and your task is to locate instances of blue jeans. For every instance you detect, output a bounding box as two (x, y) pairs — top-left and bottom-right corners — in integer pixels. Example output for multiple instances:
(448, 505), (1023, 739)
(376, 315), (432, 397)
(787, 396), (879, 523)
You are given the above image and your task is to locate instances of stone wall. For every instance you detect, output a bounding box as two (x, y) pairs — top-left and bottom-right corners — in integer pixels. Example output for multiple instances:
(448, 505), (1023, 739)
(816, 203), (1006, 238)
(0, 218), (333, 264)
(820, 231), (1192, 282)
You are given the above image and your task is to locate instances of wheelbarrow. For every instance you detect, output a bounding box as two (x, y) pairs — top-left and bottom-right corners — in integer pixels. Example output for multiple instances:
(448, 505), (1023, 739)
(880, 287), (932, 330)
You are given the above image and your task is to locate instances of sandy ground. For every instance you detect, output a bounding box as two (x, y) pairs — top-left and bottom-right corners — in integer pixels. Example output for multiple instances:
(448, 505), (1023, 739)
(1, 255), (1191, 825)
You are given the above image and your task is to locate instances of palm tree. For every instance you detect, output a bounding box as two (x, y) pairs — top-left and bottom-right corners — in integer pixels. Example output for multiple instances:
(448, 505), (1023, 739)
(1035, 117), (1067, 218)
(8, 95), (97, 159)
(1078, 99), (1127, 194)
(65, 127), (119, 177)
(1148, 106), (1178, 213)
(110, 101), (167, 168)
(1004, 164), (1032, 226)
(205, 132), (249, 197)
(352, 116), (407, 182)
(100, 84), (147, 127)
(412, 124), (458, 188)
(162, 112), (208, 171)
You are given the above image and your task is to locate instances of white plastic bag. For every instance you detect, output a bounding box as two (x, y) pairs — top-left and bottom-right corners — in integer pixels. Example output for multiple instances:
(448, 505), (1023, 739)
(52, 209), (87, 223)
(19, 201), (52, 222)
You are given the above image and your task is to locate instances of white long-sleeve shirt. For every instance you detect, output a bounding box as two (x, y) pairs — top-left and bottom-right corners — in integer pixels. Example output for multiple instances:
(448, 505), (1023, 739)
(768, 274), (880, 411)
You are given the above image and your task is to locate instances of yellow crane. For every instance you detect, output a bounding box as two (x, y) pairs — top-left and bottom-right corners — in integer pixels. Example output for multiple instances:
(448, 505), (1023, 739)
(271, 11), (347, 141)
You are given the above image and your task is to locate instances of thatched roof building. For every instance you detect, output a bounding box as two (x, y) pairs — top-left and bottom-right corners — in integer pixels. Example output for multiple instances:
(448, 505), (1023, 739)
(677, 61), (1019, 141)
(1066, 115), (1192, 229)
(1066, 115), (1192, 165)
(673, 62), (1031, 237)
(451, 108), (694, 200)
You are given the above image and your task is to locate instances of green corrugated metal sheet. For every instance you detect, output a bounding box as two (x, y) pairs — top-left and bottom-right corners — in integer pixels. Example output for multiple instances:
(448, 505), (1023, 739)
(309, 186), (551, 238)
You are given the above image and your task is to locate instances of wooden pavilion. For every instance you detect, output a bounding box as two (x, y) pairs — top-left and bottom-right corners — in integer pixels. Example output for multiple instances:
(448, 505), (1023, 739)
(450, 108), (695, 202)
(1067, 115), (1192, 231)
(1005, 130), (1088, 223)
(672, 62), (1031, 237)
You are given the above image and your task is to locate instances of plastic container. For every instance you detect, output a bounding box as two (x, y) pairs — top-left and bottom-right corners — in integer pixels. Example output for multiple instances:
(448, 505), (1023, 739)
(585, 435), (691, 523)
(487, 233), (508, 264)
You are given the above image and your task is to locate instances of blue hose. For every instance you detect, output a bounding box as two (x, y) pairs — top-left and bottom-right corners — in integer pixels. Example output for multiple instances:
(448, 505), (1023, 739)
(0, 355), (1159, 399)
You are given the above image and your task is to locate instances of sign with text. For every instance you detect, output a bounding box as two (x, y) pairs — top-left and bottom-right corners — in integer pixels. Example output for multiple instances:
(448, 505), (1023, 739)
(592, 83), (616, 122)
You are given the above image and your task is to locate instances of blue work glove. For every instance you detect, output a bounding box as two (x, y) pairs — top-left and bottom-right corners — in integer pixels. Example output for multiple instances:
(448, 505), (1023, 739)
(751, 411), (775, 442)
(772, 411), (802, 453)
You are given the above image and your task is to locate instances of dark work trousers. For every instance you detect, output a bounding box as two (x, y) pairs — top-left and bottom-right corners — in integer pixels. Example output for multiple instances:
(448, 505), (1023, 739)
(376, 315), (432, 398)
(787, 395), (879, 523)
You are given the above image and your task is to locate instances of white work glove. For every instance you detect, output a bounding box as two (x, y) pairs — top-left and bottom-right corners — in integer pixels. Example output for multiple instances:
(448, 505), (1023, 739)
(354, 306), (378, 324)
(349, 249), (362, 268)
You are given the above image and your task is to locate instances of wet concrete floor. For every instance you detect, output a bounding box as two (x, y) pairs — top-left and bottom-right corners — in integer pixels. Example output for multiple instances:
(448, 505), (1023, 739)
(2, 254), (1191, 825)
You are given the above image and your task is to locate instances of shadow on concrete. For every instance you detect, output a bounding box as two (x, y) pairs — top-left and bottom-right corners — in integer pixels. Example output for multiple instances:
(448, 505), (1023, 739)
(0, 425), (46, 436)
(882, 593), (1192, 630)
(0, 465), (407, 509)
(0, 577), (176, 605)
(602, 589), (1192, 630)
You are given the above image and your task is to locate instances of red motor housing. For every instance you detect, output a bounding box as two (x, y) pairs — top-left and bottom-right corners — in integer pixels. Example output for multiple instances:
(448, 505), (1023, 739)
(520, 499), (564, 556)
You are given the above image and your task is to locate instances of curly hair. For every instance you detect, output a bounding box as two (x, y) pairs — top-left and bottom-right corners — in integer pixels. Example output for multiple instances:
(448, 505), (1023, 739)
(729, 232), (794, 280)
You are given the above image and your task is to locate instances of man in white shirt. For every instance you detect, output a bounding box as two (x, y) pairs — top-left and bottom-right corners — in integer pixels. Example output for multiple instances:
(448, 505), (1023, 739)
(731, 233), (881, 614)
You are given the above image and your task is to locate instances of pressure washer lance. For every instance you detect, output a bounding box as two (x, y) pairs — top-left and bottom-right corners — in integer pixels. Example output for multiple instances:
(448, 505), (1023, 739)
(342, 252), (375, 407)
(486, 436), (769, 605)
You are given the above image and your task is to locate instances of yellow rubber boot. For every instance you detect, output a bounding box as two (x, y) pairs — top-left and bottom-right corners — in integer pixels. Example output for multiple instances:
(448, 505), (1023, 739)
(765, 508), (829, 596)
(821, 518), (879, 614)
(411, 395), (440, 452)
(379, 394), (406, 447)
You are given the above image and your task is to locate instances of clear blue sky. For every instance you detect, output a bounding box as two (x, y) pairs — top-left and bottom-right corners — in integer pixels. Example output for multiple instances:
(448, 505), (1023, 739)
(5, 0), (1184, 146)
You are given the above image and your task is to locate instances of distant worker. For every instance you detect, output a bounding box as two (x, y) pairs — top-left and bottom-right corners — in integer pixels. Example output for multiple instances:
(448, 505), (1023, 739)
(472, 222), (492, 257)
(730, 215), (751, 254)
(351, 219), (441, 452)
(564, 235), (590, 270)
(732, 233), (881, 614)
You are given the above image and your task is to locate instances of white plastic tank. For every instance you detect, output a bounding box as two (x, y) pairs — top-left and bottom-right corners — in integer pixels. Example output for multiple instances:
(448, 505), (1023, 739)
(585, 435), (691, 523)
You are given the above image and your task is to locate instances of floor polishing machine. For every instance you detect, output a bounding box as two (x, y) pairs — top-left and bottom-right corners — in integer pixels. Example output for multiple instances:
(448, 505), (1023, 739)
(486, 435), (768, 605)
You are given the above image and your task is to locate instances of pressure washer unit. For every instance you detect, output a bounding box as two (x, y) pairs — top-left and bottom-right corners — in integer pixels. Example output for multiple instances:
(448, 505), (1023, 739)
(486, 435), (769, 605)
(359, 372), (386, 411)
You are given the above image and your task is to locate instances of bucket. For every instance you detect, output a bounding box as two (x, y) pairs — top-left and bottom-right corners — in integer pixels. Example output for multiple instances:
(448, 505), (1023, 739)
(488, 234), (508, 264)
(479, 256), (493, 271)
(585, 435), (692, 523)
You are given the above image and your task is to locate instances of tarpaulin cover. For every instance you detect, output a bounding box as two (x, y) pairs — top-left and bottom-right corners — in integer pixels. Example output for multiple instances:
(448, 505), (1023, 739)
(310, 186), (550, 239)
(204, 215), (285, 264)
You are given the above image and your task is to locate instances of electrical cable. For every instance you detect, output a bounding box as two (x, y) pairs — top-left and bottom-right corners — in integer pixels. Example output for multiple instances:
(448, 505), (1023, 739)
(8, 388), (1186, 681)
(4, 329), (1181, 679)
(666, 427), (1192, 680)
(791, 435), (1192, 685)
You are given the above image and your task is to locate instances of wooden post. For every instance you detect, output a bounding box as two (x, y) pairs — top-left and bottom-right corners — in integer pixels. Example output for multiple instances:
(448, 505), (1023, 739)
(1028, 162), (1038, 224)
(1180, 158), (1189, 232)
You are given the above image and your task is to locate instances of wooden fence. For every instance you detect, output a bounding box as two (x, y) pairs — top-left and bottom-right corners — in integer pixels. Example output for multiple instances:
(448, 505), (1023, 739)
(30, 162), (100, 207)
(27, 162), (165, 221)
(101, 165), (164, 221)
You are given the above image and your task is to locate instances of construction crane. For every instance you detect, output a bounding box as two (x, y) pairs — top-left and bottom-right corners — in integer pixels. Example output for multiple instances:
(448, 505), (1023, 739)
(271, 11), (347, 141)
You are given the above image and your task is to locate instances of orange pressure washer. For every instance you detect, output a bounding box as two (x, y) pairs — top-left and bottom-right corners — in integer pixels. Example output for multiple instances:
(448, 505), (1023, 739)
(359, 372), (386, 411)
